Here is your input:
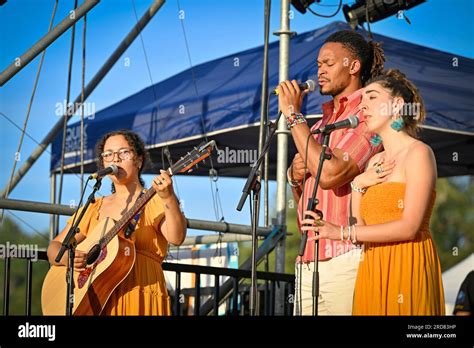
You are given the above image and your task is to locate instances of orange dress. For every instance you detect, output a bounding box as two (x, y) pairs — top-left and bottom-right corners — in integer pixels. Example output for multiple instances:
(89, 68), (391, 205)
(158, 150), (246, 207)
(353, 182), (445, 315)
(67, 192), (171, 315)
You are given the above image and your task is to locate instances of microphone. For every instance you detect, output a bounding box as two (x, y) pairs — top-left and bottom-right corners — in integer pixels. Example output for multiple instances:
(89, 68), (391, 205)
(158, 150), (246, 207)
(273, 79), (316, 95)
(312, 115), (359, 134)
(89, 164), (118, 180)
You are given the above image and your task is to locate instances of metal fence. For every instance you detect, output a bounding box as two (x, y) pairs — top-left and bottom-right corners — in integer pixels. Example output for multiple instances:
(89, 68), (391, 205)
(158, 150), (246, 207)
(1, 251), (294, 316)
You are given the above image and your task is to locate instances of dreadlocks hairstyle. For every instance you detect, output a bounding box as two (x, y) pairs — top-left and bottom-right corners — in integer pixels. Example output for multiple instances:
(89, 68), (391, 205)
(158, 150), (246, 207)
(324, 30), (385, 85)
(367, 69), (426, 138)
(95, 130), (150, 193)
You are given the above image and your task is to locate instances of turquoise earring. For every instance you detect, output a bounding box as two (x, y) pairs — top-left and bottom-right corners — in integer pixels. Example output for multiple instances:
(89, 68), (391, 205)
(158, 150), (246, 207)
(370, 134), (382, 147)
(390, 118), (404, 132)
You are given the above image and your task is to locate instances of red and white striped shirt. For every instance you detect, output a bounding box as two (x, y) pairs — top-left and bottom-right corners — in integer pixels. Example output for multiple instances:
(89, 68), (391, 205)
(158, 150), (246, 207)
(297, 89), (382, 262)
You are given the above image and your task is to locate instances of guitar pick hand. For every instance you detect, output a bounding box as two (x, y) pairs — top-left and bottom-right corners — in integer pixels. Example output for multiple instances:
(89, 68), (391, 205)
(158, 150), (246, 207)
(73, 250), (88, 272)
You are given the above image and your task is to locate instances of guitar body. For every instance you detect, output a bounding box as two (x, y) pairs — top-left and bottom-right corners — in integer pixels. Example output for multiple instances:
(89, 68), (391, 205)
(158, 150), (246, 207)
(41, 217), (136, 315)
(41, 140), (215, 315)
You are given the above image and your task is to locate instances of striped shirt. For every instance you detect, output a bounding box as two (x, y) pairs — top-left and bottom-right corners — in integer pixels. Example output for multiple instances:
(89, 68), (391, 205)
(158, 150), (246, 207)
(297, 89), (382, 263)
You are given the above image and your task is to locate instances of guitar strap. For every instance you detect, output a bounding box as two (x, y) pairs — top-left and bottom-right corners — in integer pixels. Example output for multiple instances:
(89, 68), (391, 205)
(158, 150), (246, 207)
(124, 189), (146, 239)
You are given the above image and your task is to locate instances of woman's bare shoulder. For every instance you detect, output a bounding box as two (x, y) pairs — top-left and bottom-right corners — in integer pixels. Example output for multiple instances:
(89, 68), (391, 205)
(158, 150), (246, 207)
(406, 141), (435, 162)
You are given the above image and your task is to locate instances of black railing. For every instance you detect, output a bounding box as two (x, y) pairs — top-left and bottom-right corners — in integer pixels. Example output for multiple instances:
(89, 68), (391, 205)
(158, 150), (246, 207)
(163, 262), (295, 316)
(2, 250), (49, 316)
(2, 250), (294, 316)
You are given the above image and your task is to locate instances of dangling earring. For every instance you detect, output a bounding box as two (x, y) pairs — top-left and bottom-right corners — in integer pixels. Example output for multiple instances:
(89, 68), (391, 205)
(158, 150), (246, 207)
(390, 118), (404, 132)
(370, 134), (382, 147)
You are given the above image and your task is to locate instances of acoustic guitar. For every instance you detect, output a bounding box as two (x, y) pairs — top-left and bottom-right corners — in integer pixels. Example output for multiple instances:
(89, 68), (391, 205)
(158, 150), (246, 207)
(41, 141), (215, 315)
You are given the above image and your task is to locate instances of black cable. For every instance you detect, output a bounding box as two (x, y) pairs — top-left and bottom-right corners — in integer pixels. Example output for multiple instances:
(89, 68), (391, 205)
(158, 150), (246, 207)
(295, 130), (313, 315)
(68, 177), (91, 237)
(315, 1), (343, 7)
(131, 0), (186, 212)
(0, 113), (50, 156)
(1, 0), (58, 219)
(79, 13), (87, 190)
(307, 0), (342, 18)
(131, 0), (159, 101)
(298, 255), (303, 314)
(365, 0), (373, 40)
(3, 210), (49, 242)
(295, 128), (319, 315)
(57, 0), (79, 235)
(0, 112), (99, 194)
(176, 0), (225, 222)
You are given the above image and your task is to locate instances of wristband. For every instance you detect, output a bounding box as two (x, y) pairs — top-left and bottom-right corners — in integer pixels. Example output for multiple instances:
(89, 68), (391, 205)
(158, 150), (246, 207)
(286, 112), (306, 129)
(350, 181), (367, 194)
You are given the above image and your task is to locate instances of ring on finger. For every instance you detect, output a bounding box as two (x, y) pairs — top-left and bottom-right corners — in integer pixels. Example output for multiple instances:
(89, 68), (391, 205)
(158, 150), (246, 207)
(155, 179), (163, 185)
(375, 166), (384, 174)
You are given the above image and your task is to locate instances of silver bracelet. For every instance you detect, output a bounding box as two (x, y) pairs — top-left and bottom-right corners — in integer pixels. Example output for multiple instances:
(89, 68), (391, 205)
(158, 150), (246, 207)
(351, 224), (358, 244)
(287, 168), (302, 187)
(350, 181), (367, 194)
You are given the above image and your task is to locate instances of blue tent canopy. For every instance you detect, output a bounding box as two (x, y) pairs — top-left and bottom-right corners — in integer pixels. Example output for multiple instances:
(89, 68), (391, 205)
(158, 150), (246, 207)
(51, 21), (474, 178)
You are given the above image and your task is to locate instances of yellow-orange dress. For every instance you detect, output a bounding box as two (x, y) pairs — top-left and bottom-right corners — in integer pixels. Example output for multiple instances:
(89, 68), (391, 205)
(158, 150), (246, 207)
(353, 182), (445, 315)
(67, 192), (171, 315)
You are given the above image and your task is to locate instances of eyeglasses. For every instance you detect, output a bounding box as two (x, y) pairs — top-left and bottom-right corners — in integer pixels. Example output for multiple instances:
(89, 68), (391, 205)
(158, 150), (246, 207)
(101, 148), (134, 162)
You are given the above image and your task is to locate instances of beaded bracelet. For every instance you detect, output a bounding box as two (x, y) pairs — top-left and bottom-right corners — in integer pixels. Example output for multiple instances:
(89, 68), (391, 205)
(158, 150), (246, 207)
(286, 112), (306, 129)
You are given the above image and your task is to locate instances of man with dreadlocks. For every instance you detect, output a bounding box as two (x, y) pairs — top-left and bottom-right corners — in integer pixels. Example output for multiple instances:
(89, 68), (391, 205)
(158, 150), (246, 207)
(278, 30), (385, 315)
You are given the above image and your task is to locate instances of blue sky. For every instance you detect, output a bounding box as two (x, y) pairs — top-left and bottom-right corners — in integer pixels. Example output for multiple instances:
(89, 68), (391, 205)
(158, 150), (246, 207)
(1, 0), (473, 239)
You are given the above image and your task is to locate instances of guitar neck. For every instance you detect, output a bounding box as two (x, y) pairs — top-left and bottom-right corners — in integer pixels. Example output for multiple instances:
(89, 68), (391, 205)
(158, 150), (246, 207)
(100, 187), (157, 246)
(97, 140), (215, 247)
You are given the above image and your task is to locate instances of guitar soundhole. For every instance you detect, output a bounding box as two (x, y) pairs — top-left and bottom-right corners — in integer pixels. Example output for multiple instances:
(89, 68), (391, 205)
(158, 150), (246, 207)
(87, 244), (101, 265)
(78, 246), (108, 289)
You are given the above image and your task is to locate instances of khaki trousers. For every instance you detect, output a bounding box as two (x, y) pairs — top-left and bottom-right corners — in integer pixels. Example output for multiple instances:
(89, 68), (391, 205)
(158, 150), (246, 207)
(294, 248), (362, 315)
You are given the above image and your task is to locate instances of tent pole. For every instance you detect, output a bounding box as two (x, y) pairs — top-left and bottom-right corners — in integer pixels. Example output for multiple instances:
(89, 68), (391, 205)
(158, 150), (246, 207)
(273, 0), (294, 315)
(0, 0), (100, 87)
(258, 0), (272, 314)
(0, 0), (166, 198)
(258, 0), (271, 229)
(49, 173), (56, 241)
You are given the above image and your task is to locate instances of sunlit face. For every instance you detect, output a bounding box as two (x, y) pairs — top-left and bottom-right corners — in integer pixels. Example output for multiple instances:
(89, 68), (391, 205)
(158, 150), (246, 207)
(317, 42), (355, 96)
(100, 135), (142, 185)
(360, 82), (399, 134)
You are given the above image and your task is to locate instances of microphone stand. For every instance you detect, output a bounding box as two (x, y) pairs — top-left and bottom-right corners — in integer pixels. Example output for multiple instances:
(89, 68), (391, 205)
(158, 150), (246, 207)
(297, 130), (332, 316)
(237, 111), (283, 316)
(55, 177), (102, 315)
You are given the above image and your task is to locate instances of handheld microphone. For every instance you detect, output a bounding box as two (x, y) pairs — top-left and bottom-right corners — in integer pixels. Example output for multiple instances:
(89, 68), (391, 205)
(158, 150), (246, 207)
(312, 115), (359, 134)
(89, 164), (118, 180)
(273, 79), (316, 95)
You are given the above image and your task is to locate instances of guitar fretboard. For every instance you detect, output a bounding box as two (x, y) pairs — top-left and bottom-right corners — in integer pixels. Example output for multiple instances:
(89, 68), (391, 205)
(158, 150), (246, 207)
(100, 187), (157, 247)
(95, 140), (214, 248)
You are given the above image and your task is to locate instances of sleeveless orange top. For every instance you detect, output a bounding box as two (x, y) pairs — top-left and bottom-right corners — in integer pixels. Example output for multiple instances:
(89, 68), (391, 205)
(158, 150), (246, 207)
(353, 182), (445, 315)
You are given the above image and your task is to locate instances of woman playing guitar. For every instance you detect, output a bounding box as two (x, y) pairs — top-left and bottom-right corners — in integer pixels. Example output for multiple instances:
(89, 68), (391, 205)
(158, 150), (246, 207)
(46, 130), (187, 315)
